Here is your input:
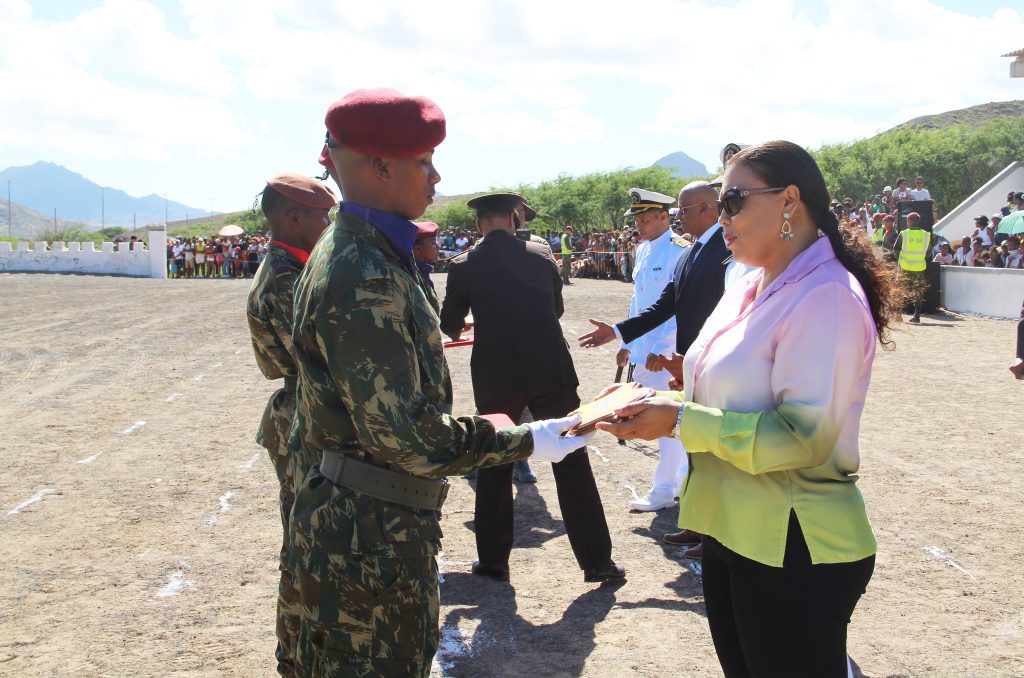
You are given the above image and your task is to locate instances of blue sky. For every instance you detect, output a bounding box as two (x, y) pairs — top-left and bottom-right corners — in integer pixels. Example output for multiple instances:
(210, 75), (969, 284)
(1, 0), (1022, 216)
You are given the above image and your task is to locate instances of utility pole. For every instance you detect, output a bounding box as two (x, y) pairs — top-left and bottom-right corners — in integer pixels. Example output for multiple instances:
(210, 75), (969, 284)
(5, 178), (10, 238)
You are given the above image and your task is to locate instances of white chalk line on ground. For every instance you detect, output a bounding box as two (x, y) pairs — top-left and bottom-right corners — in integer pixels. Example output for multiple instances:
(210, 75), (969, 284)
(203, 490), (236, 526)
(212, 362), (222, 368)
(164, 393), (183, 402)
(233, 349), (242, 355)
(622, 482), (641, 501)
(155, 570), (196, 598)
(78, 452), (103, 464)
(193, 374), (206, 382)
(7, 488), (56, 515)
(923, 545), (977, 580)
(588, 445), (610, 463)
(122, 420), (147, 435)
(239, 453), (261, 469)
(431, 616), (494, 677)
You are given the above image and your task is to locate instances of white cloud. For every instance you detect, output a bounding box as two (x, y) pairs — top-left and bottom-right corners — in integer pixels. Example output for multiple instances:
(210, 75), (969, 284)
(0, 0), (244, 162)
(2, 0), (1023, 206)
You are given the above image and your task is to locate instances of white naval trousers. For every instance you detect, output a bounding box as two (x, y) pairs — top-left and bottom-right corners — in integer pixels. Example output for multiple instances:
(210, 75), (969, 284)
(631, 362), (688, 496)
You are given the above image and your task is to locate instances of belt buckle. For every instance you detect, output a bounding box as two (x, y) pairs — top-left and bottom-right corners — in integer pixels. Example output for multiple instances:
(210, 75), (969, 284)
(435, 478), (450, 510)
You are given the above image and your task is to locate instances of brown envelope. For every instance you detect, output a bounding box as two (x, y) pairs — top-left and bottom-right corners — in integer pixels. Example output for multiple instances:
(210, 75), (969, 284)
(566, 382), (655, 435)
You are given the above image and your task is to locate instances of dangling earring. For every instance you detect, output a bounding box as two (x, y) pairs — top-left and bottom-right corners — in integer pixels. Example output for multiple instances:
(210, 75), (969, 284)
(780, 212), (793, 241)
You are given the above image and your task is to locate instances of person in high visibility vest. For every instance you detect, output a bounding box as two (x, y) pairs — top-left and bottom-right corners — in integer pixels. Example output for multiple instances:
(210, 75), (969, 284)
(560, 224), (575, 285)
(870, 212), (885, 245)
(892, 211), (935, 323)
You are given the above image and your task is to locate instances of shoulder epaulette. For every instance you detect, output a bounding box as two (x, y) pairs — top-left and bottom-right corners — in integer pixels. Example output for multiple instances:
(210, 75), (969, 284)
(671, 236), (690, 248)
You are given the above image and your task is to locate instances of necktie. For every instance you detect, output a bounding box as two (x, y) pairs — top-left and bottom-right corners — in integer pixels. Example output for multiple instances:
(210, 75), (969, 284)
(682, 240), (703, 279)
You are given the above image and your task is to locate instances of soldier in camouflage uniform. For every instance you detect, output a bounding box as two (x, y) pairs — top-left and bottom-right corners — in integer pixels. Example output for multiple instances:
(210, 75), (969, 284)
(246, 173), (337, 676)
(287, 88), (592, 676)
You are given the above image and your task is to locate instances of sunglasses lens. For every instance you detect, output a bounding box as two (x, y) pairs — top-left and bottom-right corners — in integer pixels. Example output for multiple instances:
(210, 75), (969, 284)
(720, 190), (742, 217)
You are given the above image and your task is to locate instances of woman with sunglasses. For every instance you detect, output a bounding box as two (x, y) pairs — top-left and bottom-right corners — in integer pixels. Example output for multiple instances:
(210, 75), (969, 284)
(599, 140), (901, 677)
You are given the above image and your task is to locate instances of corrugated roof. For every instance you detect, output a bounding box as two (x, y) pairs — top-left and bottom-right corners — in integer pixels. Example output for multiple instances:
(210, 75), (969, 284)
(1002, 48), (1024, 58)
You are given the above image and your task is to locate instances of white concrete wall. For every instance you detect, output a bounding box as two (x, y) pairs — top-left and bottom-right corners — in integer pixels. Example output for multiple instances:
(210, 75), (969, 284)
(940, 266), (1024, 319)
(0, 230), (167, 278)
(934, 161), (1024, 242)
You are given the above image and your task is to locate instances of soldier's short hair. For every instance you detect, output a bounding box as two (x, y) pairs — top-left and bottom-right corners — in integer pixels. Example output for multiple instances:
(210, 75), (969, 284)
(260, 185), (300, 219)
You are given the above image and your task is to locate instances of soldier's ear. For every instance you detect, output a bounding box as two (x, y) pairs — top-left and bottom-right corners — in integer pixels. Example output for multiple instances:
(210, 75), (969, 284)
(370, 156), (390, 182)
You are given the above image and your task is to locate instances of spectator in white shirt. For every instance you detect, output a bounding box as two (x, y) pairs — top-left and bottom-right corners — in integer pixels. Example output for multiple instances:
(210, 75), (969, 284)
(973, 216), (994, 247)
(892, 178), (912, 205)
(909, 176), (931, 201)
(1005, 236), (1023, 269)
(954, 236), (972, 265)
(932, 242), (953, 265)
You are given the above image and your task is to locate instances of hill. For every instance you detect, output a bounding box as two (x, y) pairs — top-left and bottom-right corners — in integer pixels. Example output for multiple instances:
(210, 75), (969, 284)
(651, 151), (709, 178)
(0, 197), (92, 240)
(0, 161), (213, 229)
(886, 100), (1024, 133)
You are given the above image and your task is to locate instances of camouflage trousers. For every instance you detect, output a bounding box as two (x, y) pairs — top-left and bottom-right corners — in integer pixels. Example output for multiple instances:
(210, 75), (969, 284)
(258, 388), (301, 677)
(289, 469), (440, 677)
(899, 269), (928, 308)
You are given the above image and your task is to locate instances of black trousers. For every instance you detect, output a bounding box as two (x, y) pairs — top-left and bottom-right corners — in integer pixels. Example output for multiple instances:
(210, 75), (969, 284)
(474, 383), (612, 571)
(1016, 315), (1023, 361)
(702, 513), (874, 678)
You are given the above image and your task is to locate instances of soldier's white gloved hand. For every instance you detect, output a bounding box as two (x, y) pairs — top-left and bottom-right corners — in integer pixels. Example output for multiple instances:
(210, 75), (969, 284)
(526, 414), (593, 464)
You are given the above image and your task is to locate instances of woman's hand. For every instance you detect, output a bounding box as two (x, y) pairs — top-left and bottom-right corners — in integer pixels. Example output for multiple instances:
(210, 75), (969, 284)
(596, 396), (682, 441)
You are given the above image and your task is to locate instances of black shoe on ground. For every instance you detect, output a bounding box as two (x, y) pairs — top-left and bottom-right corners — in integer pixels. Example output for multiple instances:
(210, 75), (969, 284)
(471, 560), (510, 581)
(584, 562), (626, 583)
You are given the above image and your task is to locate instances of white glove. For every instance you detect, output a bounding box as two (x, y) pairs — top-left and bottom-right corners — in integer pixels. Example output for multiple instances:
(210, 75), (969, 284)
(526, 414), (594, 464)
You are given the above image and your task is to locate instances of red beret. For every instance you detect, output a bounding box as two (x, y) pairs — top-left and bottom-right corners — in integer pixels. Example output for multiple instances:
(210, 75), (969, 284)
(415, 221), (439, 240)
(266, 173), (337, 210)
(322, 87), (446, 159)
(906, 211), (921, 219)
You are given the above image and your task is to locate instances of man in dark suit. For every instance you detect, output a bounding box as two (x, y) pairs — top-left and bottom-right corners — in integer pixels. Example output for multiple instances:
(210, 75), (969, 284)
(579, 180), (732, 559)
(440, 192), (623, 583)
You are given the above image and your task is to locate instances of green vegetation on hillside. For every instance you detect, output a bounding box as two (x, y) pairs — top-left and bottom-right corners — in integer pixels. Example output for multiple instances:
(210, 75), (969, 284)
(813, 114), (1024, 215)
(424, 165), (704, 234)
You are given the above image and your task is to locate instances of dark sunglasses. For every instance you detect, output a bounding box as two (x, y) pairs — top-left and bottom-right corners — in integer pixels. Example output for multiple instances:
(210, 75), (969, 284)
(716, 187), (786, 217)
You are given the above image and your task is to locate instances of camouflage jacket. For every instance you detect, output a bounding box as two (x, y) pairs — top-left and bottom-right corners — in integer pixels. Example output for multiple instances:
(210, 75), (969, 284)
(247, 242), (303, 383)
(247, 243), (304, 454)
(289, 211), (533, 486)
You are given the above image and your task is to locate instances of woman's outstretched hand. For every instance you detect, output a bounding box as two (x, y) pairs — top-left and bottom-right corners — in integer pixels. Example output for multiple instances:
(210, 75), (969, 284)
(596, 396), (682, 441)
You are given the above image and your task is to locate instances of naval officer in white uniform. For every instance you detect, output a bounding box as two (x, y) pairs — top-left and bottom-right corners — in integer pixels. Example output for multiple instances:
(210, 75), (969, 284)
(616, 188), (689, 511)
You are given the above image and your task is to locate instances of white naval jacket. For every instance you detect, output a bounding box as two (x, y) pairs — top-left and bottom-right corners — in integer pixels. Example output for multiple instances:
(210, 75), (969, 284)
(621, 227), (687, 361)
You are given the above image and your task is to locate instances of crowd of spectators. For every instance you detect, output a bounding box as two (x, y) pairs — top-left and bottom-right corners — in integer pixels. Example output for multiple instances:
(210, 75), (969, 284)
(165, 188), (1024, 280)
(166, 234), (268, 278)
(837, 180), (1024, 269)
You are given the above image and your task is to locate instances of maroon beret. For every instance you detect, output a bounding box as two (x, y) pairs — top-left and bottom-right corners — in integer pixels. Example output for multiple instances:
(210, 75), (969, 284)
(322, 87), (446, 159)
(266, 173), (337, 209)
(415, 221), (439, 240)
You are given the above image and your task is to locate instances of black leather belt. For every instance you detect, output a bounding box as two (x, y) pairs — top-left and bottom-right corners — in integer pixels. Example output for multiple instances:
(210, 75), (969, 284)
(320, 450), (449, 511)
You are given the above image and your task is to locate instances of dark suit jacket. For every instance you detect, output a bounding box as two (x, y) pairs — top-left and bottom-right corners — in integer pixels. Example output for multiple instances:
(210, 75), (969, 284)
(440, 230), (578, 404)
(617, 226), (731, 356)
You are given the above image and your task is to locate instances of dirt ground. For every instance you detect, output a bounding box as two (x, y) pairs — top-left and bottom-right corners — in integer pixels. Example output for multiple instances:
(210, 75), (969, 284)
(0, 271), (1022, 678)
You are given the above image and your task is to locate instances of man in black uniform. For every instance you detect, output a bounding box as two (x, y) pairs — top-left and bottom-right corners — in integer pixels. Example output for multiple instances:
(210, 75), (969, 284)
(440, 192), (623, 583)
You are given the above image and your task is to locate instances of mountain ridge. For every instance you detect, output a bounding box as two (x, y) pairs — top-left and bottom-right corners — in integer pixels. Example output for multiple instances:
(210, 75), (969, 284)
(0, 161), (213, 230)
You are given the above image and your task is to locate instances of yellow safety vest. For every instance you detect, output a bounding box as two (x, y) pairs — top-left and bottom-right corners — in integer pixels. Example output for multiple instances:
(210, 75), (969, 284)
(561, 233), (572, 255)
(871, 226), (884, 244)
(898, 228), (930, 271)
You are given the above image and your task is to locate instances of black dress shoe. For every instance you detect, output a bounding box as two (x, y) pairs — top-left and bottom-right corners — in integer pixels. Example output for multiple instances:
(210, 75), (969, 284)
(583, 562), (626, 583)
(471, 561), (510, 581)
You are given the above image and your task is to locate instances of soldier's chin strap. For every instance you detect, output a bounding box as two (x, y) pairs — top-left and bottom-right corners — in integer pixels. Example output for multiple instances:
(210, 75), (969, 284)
(316, 169), (329, 181)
